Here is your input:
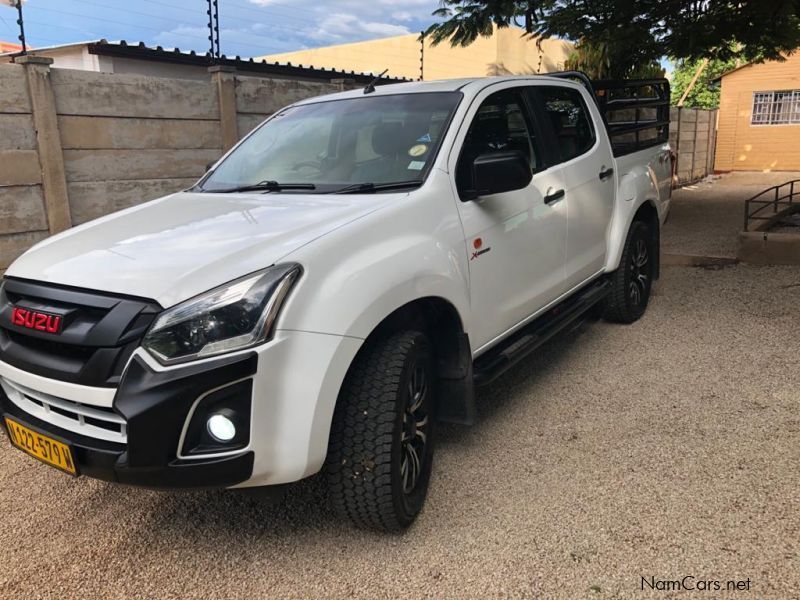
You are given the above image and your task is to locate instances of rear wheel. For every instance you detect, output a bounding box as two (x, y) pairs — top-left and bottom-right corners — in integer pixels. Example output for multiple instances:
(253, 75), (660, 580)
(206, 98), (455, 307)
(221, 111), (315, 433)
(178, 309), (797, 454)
(326, 330), (435, 531)
(603, 220), (655, 323)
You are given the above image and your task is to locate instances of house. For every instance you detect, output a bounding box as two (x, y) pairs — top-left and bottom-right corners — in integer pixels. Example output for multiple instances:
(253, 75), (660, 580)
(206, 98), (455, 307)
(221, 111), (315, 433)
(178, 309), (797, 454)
(715, 52), (800, 171)
(256, 26), (573, 81)
(0, 40), (22, 53)
(0, 39), (408, 84)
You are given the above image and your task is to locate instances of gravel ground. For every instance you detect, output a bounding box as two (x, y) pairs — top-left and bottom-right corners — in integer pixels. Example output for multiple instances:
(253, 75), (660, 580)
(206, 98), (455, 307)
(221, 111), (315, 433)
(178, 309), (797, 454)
(1, 263), (798, 599)
(663, 171), (800, 258)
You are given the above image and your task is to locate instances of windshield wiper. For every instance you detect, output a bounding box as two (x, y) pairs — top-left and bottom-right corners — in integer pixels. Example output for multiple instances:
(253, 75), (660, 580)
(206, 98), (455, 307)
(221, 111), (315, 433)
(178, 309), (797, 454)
(332, 180), (423, 194)
(210, 180), (316, 193)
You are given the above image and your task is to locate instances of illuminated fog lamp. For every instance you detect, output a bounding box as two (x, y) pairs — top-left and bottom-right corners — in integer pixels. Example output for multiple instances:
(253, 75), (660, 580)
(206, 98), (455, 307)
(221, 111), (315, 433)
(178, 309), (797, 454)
(206, 413), (236, 442)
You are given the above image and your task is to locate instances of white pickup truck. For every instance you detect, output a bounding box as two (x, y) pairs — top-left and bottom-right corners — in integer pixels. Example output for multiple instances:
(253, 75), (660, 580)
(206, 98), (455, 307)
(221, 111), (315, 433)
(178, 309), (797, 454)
(0, 73), (671, 531)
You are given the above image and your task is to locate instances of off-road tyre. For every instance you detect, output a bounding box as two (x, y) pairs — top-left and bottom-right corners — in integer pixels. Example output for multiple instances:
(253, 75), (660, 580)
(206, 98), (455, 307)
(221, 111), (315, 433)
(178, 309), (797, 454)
(326, 330), (435, 532)
(603, 220), (655, 324)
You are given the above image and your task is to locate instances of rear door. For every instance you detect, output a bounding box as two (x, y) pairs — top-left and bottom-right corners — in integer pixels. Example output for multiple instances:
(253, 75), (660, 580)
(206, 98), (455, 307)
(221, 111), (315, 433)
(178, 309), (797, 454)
(532, 85), (615, 290)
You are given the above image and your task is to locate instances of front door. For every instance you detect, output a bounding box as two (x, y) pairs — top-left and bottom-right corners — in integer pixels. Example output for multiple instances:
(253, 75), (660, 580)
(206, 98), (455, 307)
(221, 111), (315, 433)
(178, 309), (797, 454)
(451, 86), (568, 351)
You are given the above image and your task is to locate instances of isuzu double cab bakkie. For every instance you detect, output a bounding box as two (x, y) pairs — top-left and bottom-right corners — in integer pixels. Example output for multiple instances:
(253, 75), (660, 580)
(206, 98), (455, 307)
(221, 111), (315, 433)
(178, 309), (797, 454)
(0, 73), (671, 531)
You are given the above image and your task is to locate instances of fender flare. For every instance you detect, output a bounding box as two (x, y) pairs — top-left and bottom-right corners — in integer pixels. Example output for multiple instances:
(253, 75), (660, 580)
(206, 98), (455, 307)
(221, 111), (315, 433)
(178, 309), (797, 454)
(605, 163), (663, 274)
(605, 197), (661, 276)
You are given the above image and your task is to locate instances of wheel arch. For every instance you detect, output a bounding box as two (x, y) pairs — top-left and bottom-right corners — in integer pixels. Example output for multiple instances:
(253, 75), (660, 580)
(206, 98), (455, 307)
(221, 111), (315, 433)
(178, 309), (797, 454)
(605, 197), (661, 279)
(631, 200), (661, 280)
(345, 296), (476, 426)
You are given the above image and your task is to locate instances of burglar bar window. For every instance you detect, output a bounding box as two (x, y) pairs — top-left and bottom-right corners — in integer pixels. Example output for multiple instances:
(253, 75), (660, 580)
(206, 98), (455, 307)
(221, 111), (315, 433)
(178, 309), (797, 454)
(751, 90), (800, 125)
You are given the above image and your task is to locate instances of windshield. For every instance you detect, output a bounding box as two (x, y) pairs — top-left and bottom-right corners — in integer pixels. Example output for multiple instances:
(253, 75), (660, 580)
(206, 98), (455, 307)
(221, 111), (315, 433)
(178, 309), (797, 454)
(200, 91), (462, 193)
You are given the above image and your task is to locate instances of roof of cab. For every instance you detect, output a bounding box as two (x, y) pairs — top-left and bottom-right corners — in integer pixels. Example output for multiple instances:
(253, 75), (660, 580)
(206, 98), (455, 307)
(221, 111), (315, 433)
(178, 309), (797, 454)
(292, 75), (574, 105)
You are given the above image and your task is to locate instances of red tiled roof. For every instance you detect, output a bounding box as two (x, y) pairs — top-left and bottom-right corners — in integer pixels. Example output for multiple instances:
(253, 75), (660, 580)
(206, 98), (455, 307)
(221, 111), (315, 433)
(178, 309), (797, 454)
(0, 40), (23, 53)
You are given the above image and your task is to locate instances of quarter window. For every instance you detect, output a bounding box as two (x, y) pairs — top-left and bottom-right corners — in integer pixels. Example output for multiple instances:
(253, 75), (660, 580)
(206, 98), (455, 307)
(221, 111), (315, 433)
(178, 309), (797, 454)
(751, 90), (800, 125)
(538, 87), (596, 162)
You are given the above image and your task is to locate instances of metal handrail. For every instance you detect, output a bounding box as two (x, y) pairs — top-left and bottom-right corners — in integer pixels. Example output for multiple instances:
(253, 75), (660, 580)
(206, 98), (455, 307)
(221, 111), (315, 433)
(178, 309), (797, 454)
(743, 179), (800, 231)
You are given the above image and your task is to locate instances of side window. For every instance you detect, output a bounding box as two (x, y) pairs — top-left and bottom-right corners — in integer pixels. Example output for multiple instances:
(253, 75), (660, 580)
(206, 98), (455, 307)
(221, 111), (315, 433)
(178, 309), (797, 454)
(456, 89), (540, 192)
(538, 87), (596, 162)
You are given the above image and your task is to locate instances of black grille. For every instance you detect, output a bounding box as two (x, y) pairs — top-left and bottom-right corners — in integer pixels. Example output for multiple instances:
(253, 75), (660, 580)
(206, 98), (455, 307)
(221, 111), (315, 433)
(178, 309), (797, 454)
(0, 278), (162, 387)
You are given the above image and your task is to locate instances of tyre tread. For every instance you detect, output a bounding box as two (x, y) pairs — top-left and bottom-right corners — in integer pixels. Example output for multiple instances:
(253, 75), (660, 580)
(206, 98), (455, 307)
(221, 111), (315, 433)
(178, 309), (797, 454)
(326, 331), (426, 531)
(603, 220), (652, 324)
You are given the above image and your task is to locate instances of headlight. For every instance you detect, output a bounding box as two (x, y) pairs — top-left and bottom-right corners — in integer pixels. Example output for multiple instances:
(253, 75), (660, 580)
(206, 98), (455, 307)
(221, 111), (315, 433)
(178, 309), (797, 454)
(142, 264), (301, 365)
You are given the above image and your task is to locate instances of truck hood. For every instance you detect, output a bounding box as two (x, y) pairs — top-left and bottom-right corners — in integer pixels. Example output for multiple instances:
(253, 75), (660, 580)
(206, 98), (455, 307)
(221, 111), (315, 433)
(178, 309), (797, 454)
(6, 191), (394, 307)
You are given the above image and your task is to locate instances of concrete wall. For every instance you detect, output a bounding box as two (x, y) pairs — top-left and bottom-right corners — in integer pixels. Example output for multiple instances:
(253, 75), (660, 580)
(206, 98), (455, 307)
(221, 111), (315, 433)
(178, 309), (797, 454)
(715, 52), (800, 172)
(0, 64), (50, 271)
(669, 107), (718, 186)
(258, 27), (573, 81)
(0, 60), (352, 270)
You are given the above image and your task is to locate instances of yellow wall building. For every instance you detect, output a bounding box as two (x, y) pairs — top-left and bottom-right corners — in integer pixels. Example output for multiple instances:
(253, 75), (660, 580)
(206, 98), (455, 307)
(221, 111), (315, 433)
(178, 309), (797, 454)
(257, 27), (573, 82)
(715, 52), (800, 171)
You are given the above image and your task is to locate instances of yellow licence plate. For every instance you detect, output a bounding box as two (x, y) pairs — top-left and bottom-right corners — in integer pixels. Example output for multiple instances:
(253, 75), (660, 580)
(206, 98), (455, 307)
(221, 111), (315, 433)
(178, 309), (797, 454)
(4, 417), (77, 476)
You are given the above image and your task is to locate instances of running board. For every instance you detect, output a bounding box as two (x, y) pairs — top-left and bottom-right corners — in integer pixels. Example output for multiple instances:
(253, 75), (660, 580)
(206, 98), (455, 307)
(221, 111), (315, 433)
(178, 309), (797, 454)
(473, 278), (611, 386)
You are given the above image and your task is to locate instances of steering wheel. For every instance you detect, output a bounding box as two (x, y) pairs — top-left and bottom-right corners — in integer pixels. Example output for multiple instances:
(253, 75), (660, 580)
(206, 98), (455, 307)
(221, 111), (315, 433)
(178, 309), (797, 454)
(291, 160), (323, 174)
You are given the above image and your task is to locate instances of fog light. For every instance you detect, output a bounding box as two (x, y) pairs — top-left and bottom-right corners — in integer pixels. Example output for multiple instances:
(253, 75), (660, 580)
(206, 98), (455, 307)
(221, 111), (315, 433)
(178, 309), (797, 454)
(207, 413), (236, 442)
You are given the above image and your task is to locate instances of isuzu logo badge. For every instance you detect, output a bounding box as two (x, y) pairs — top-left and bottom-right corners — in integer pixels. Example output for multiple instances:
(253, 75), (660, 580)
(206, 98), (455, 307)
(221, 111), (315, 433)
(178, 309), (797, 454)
(10, 307), (62, 334)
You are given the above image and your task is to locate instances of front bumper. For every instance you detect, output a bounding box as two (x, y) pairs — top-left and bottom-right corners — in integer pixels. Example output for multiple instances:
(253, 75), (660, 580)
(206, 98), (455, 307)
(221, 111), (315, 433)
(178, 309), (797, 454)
(1, 351), (258, 489)
(2, 404), (254, 488)
(0, 330), (362, 489)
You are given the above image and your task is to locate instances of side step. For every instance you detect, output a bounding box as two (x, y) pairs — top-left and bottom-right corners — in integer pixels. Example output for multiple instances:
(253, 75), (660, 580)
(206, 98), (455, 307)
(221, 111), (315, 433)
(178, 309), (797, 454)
(473, 278), (611, 386)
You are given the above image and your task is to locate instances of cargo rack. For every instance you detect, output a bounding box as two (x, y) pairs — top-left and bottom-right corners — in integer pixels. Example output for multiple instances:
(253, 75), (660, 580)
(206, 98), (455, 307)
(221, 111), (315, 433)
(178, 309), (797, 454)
(550, 71), (670, 157)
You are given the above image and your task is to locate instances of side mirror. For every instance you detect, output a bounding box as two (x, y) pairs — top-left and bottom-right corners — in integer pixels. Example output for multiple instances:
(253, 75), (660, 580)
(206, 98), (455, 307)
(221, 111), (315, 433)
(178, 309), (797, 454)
(463, 151), (532, 201)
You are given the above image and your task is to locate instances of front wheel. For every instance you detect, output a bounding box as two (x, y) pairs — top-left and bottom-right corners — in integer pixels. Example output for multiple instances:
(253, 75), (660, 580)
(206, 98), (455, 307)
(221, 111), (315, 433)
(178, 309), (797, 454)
(326, 330), (435, 531)
(603, 220), (655, 323)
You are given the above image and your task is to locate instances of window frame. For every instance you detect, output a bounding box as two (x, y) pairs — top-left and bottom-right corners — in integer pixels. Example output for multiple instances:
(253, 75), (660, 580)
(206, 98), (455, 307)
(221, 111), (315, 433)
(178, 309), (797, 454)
(751, 90), (800, 126)
(453, 85), (548, 199)
(528, 85), (598, 166)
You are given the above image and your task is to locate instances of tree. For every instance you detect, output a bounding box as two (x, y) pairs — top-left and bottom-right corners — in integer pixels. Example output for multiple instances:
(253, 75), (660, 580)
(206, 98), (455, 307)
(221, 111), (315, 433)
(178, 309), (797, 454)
(424, 0), (800, 79)
(564, 39), (664, 80)
(669, 57), (738, 108)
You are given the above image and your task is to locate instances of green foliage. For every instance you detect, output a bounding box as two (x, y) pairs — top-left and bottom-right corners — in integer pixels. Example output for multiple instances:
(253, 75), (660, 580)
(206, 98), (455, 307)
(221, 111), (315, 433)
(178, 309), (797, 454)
(669, 57), (739, 108)
(424, 0), (800, 79)
(427, 1), (520, 47)
(565, 39), (664, 80)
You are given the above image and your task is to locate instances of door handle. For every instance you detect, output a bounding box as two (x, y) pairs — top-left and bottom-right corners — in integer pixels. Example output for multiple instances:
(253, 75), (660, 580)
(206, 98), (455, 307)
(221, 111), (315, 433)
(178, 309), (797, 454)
(599, 167), (614, 180)
(543, 188), (565, 205)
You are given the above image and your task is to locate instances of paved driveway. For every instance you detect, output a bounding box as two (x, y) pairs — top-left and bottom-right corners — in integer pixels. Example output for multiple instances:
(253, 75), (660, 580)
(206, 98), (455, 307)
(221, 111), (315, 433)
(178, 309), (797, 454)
(1, 180), (799, 599)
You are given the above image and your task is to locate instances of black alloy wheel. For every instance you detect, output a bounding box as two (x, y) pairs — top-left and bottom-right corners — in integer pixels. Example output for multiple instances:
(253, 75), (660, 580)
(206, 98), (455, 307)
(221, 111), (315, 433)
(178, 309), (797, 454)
(629, 237), (650, 307)
(603, 220), (655, 323)
(400, 364), (430, 495)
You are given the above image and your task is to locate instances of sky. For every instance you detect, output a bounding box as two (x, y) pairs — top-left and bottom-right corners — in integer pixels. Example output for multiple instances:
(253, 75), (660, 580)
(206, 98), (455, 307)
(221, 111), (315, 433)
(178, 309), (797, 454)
(0, 0), (442, 57)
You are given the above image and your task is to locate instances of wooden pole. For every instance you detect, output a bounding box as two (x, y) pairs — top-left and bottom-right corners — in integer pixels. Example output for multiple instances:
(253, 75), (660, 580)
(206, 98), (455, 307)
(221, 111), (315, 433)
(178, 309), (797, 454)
(677, 58), (709, 107)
